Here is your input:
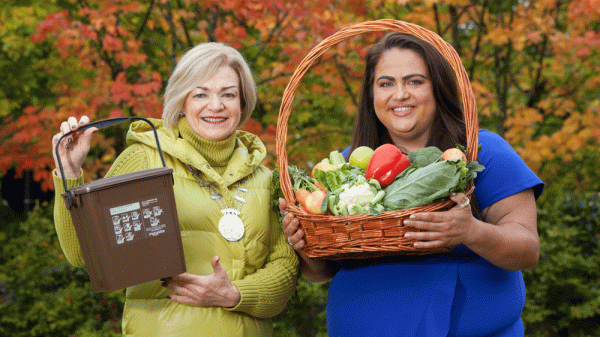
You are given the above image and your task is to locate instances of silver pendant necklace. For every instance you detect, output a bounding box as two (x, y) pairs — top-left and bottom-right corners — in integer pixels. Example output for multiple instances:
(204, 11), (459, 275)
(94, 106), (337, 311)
(186, 164), (248, 242)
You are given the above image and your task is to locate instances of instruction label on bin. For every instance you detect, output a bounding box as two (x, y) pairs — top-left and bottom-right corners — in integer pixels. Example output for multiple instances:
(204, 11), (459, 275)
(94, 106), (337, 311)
(109, 197), (168, 246)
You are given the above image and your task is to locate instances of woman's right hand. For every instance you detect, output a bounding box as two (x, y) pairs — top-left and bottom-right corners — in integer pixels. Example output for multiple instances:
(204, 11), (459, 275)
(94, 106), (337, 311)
(279, 198), (305, 251)
(51, 116), (97, 179)
(278, 197), (339, 283)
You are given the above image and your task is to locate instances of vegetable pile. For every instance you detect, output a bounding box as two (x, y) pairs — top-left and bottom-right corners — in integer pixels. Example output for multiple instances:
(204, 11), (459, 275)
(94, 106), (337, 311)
(272, 144), (484, 216)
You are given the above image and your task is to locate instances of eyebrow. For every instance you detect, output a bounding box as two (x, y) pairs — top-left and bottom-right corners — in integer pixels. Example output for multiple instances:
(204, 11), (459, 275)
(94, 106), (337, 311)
(376, 74), (428, 82)
(196, 85), (238, 91)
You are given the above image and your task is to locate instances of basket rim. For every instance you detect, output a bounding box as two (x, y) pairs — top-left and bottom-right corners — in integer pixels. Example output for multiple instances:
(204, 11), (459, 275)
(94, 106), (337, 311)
(276, 19), (479, 216)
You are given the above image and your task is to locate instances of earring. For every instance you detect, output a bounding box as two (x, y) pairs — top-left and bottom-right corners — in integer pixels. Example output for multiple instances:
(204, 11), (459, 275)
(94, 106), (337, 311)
(178, 112), (184, 117)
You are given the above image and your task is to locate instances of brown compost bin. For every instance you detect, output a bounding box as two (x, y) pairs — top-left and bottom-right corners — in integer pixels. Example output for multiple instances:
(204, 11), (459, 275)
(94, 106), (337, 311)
(56, 117), (186, 293)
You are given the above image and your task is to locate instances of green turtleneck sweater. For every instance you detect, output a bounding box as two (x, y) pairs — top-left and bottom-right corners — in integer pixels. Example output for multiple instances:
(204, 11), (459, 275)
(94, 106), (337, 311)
(176, 118), (235, 175)
(104, 118), (237, 178)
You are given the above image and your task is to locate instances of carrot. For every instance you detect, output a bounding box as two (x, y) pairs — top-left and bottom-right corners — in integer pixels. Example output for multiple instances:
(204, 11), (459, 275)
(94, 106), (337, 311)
(296, 188), (311, 207)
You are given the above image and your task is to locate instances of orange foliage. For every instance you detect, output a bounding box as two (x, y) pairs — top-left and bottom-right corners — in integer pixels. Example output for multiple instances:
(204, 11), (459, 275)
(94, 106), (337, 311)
(1, 0), (599, 194)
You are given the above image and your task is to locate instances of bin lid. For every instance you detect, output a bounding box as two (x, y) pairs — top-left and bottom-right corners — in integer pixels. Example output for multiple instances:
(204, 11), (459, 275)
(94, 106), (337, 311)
(67, 167), (174, 196)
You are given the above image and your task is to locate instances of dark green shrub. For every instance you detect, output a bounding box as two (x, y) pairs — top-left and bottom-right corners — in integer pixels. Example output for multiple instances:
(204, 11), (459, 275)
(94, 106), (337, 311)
(523, 192), (600, 336)
(273, 276), (329, 337)
(0, 202), (125, 336)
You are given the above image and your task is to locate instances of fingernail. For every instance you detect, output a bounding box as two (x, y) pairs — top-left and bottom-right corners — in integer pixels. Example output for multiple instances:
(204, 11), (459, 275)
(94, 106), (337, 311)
(71, 124), (77, 129)
(79, 120), (85, 125)
(404, 232), (412, 238)
(451, 192), (456, 196)
(68, 137), (73, 144)
(409, 215), (415, 219)
(64, 143), (69, 149)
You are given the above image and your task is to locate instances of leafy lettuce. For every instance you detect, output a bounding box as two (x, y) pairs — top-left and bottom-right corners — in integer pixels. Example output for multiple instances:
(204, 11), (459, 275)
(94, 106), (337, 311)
(382, 159), (484, 211)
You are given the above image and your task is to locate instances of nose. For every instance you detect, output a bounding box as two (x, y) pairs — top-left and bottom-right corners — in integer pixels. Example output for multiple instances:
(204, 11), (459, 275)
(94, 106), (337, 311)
(393, 85), (409, 100)
(208, 94), (224, 110)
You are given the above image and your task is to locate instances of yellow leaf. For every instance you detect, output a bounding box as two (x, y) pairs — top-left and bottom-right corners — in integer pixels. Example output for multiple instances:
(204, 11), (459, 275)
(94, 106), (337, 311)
(486, 27), (511, 46)
(566, 136), (583, 151)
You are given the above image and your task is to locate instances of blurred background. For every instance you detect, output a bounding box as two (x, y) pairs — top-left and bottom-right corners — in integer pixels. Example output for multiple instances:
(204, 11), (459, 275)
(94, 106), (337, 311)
(1, 0), (599, 335)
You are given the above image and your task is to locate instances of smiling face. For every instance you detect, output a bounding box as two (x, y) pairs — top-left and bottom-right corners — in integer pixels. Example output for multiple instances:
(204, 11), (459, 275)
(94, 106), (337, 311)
(183, 66), (241, 141)
(372, 48), (437, 152)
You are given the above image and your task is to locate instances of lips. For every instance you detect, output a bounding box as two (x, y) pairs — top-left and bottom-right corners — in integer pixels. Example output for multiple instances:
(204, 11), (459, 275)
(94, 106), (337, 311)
(391, 106), (414, 117)
(202, 117), (227, 124)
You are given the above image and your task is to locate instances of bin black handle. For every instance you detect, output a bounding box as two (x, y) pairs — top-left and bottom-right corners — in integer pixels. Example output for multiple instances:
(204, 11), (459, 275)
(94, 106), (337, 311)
(55, 117), (167, 209)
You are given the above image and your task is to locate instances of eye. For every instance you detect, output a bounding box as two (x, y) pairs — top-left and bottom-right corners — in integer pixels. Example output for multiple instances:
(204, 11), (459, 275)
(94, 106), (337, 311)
(408, 79), (423, 85)
(222, 92), (237, 98)
(407, 77), (426, 86)
(193, 92), (207, 99)
(377, 81), (394, 88)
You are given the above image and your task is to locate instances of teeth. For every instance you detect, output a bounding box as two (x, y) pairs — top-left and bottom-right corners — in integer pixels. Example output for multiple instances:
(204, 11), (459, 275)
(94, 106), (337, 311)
(203, 117), (226, 123)
(393, 107), (413, 112)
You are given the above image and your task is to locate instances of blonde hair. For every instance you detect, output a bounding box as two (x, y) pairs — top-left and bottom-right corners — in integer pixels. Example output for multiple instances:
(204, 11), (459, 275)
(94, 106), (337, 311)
(162, 42), (257, 129)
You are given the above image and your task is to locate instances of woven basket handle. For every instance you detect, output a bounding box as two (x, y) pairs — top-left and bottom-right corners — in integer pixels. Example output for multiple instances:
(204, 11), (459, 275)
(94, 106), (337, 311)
(276, 19), (479, 204)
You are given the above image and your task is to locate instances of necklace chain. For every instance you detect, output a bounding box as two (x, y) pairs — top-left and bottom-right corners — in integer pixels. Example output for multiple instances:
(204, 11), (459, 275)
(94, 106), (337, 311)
(186, 164), (248, 215)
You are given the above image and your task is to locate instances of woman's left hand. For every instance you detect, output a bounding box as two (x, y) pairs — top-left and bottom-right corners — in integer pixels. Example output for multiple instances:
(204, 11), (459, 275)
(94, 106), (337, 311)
(162, 256), (241, 308)
(402, 193), (478, 249)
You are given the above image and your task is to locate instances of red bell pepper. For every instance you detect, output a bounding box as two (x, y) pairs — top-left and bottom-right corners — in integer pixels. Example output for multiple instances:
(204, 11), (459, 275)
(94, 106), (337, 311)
(365, 144), (411, 188)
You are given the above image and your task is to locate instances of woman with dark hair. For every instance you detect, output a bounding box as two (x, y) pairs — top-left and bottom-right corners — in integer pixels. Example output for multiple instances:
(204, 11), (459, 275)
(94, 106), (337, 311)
(350, 33), (466, 155)
(279, 32), (544, 336)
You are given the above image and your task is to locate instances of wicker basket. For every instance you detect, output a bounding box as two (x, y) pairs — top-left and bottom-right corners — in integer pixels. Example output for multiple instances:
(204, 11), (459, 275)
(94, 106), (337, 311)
(276, 19), (479, 260)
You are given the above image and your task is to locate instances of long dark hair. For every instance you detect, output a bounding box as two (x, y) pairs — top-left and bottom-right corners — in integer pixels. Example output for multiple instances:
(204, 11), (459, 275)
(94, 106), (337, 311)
(349, 33), (466, 155)
(350, 33), (481, 218)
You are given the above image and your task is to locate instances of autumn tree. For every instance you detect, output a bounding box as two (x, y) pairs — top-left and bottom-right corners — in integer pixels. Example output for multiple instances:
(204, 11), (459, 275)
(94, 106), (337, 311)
(1, 0), (599, 194)
(0, 0), (362, 191)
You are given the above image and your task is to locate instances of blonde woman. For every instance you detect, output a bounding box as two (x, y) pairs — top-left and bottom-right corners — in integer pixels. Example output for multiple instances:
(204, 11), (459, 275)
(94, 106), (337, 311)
(52, 42), (298, 336)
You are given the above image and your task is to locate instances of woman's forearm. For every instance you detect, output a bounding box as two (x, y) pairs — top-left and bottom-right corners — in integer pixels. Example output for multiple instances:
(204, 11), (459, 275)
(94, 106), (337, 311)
(296, 250), (339, 283)
(469, 189), (540, 271)
(465, 218), (540, 271)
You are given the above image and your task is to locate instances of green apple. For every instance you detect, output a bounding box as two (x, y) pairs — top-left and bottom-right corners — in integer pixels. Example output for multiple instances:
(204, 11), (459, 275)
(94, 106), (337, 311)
(349, 146), (374, 170)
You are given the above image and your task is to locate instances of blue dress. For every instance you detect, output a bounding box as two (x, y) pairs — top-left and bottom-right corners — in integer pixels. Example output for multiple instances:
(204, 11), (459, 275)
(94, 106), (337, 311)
(331, 130), (544, 336)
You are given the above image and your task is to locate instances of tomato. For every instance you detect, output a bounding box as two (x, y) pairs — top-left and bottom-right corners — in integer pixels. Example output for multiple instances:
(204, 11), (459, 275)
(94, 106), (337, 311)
(441, 148), (467, 161)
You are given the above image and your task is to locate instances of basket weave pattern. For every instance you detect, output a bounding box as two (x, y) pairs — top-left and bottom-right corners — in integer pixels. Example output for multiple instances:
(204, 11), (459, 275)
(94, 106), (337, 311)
(276, 20), (479, 259)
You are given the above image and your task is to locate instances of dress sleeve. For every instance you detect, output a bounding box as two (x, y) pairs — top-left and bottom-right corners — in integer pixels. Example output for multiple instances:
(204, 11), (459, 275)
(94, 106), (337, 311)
(227, 206), (300, 318)
(52, 144), (149, 266)
(473, 130), (544, 210)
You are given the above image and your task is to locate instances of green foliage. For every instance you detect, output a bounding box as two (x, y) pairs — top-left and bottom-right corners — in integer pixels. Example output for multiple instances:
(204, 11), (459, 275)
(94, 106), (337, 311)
(0, 202), (125, 336)
(523, 192), (600, 336)
(273, 276), (329, 337)
(0, 4), (57, 117)
(538, 148), (600, 196)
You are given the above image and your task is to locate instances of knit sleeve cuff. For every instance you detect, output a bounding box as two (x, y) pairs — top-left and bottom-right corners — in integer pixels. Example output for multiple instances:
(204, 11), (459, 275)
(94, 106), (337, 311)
(52, 169), (85, 193)
(226, 280), (260, 313)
